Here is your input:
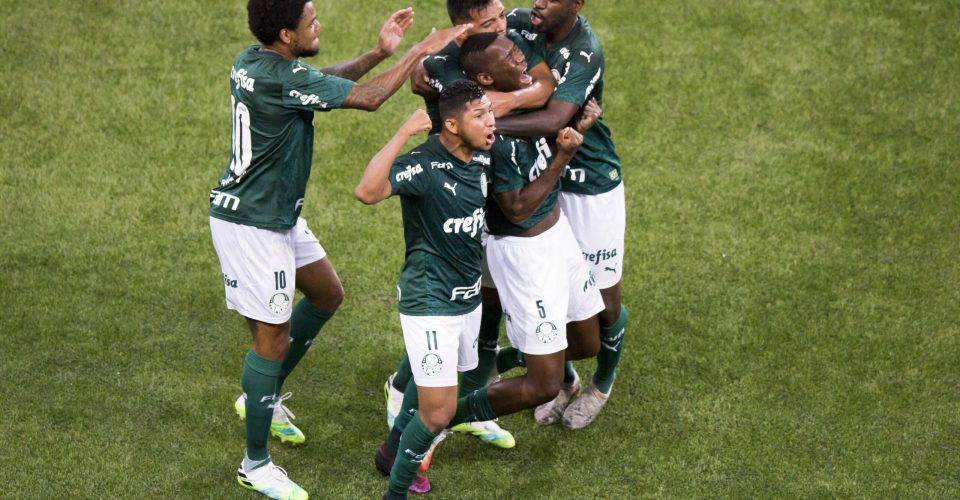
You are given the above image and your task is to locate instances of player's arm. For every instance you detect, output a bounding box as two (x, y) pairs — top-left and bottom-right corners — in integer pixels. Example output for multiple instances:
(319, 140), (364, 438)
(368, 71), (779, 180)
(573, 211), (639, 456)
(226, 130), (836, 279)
(494, 128), (582, 223)
(318, 8), (414, 81)
(574, 97), (602, 133)
(410, 59), (438, 98)
(341, 24), (471, 111)
(355, 109), (433, 204)
(485, 61), (556, 118)
(491, 98), (580, 137)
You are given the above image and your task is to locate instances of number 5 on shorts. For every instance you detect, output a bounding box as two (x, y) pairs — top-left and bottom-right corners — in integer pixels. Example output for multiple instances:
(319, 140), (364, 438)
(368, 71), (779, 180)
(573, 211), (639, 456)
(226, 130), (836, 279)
(536, 300), (546, 319)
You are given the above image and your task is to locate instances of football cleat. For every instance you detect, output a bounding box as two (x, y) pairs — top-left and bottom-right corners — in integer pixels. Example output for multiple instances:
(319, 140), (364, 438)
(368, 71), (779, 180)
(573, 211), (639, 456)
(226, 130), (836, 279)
(374, 443), (432, 494)
(235, 392), (306, 445)
(533, 372), (581, 426)
(451, 420), (516, 449)
(418, 429), (451, 472)
(562, 378), (611, 430)
(384, 373), (405, 429)
(237, 461), (308, 500)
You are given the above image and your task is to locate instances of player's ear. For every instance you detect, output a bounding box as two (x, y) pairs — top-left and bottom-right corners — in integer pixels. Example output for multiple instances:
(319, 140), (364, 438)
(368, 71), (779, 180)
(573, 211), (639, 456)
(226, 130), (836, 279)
(279, 28), (294, 45)
(475, 73), (494, 87)
(443, 116), (460, 135)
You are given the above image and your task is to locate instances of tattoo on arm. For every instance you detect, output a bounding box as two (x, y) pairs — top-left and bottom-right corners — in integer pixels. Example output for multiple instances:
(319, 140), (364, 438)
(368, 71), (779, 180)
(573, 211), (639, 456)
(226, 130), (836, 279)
(319, 49), (388, 81)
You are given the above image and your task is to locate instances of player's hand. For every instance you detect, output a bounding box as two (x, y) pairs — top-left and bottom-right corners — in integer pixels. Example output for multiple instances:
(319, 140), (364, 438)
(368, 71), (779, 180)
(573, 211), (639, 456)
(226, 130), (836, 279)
(378, 7), (415, 57)
(556, 127), (583, 155)
(574, 97), (602, 133)
(400, 109), (432, 137)
(414, 24), (473, 56)
(410, 60), (438, 98)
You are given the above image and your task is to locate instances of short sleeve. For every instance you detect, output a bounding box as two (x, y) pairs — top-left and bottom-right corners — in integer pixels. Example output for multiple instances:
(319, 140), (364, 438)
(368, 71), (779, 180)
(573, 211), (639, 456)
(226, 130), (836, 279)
(489, 137), (527, 194)
(423, 51), (466, 93)
(282, 65), (355, 111)
(388, 156), (432, 197)
(551, 49), (603, 106)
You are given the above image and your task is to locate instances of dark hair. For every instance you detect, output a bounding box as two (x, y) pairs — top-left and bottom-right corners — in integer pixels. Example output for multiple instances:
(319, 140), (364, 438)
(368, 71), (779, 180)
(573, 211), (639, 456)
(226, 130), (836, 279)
(247, 0), (309, 45)
(459, 32), (500, 80)
(447, 0), (496, 24)
(439, 80), (486, 120)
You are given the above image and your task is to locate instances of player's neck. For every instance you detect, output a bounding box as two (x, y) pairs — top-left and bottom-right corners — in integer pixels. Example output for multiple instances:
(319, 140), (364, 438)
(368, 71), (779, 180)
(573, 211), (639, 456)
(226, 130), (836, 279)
(259, 44), (296, 61)
(546, 16), (579, 46)
(439, 132), (474, 163)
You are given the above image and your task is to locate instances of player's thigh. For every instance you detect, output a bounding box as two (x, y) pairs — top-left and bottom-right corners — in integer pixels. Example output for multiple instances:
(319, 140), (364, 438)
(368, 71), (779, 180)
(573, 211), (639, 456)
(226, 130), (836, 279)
(210, 217), (296, 323)
(559, 183), (625, 289)
(292, 218), (343, 309)
(401, 309), (480, 388)
(486, 234), (569, 356)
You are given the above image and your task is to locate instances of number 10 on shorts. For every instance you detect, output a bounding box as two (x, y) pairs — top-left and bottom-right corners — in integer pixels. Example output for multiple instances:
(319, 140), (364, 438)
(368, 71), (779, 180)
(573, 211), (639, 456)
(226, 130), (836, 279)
(274, 271), (287, 290)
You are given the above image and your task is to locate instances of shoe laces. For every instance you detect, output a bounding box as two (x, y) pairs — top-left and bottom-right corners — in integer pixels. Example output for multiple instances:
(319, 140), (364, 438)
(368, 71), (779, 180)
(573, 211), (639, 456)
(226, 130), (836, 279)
(272, 392), (297, 422)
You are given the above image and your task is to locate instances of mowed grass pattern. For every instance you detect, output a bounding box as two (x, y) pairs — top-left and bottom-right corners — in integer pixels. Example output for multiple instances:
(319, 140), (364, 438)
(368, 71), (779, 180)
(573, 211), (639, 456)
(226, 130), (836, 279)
(1, 0), (958, 498)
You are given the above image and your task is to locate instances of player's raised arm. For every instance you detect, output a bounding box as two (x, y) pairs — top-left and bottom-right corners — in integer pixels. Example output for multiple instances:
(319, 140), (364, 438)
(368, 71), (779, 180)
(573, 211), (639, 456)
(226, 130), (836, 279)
(318, 7), (415, 81)
(341, 24), (472, 111)
(493, 127), (582, 223)
(355, 109), (433, 204)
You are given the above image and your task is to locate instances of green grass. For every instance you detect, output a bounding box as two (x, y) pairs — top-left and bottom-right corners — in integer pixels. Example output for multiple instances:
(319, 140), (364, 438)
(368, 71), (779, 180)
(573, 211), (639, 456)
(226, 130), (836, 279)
(2, 0), (959, 498)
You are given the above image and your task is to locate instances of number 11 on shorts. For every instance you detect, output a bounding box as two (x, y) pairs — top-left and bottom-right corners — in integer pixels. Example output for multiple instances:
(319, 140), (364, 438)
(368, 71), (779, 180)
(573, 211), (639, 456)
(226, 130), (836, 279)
(425, 330), (438, 351)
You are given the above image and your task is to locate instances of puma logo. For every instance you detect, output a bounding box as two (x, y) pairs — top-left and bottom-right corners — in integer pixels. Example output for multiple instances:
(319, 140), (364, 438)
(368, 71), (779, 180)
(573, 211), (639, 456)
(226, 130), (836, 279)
(292, 64), (307, 73)
(580, 51), (594, 63)
(443, 182), (458, 196)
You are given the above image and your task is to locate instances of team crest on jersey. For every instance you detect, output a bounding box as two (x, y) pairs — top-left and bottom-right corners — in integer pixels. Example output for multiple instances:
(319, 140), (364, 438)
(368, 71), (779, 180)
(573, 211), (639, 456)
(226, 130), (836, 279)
(422, 353), (444, 376)
(480, 172), (488, 197)
(536, 321), (559, 343)
(268, 293), (290, 315)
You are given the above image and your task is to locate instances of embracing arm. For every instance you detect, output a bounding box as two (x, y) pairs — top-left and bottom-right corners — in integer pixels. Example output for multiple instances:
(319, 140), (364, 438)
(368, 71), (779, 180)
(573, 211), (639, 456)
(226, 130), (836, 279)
(486, 61), (556, 117)
(355, 109), (433, 204)
(494, 128), (582, 223)
(342, 24), (470, 111)
(492, 98), (580, 137)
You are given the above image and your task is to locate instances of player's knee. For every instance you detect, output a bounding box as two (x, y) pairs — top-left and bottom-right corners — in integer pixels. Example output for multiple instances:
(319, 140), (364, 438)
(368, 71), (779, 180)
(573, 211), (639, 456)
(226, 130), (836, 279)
(529, 378), (562, 406)
(308, 281), (344, 312)
(419, 407), (455, 433)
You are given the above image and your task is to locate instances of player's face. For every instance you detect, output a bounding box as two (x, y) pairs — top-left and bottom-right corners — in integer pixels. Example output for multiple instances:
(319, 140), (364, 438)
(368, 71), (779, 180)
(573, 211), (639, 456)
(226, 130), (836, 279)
(530, 0), (580, 34)
(466, 0), (507, 36)
(482, 36), (533, 93)
(290, 1), (322, 58)
(457, 96), (497, 151)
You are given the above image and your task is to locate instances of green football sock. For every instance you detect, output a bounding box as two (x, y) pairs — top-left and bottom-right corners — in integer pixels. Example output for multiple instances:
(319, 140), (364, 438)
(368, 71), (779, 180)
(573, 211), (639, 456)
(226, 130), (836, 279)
(449, 387), (498, 426)
(564, 361), (578, 385)
(393, 355), (412, 391)
(387, 416), (436, 497)
(387, 378), (419, 454)
(278, 299), (334, 389)
(459, 308), (502, 396)
(593, 304), (628, 394)
(496, 346), (525, 374)
(241, 351), (281, 462)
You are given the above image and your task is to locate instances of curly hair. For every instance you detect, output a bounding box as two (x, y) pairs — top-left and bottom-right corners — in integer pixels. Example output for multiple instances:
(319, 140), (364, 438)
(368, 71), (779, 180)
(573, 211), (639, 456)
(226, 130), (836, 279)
(447, 0), (497, 24)
(247, 0), (309, 45)
(439, 80), (486, 120)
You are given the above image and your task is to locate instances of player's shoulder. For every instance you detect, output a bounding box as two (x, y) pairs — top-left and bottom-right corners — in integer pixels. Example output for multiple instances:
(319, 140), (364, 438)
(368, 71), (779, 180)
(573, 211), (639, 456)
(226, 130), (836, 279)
(507, 9), (540, 43)
(572, 17), (604, 55)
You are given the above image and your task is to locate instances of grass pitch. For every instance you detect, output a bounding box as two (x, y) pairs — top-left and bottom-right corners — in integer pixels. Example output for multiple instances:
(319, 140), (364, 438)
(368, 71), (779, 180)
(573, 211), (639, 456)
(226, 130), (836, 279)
(1, 0), (958, 498)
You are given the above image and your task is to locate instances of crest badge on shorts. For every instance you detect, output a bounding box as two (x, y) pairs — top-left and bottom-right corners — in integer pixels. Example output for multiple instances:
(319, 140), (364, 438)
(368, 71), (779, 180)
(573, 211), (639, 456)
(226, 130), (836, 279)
(422, 353), (444, 376)
(268, 293), (291, 315)
(536, 321), (559, 343)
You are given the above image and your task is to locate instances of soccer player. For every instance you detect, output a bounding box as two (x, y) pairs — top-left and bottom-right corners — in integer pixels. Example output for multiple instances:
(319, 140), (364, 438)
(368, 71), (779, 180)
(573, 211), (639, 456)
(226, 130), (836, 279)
(494, 0), (628, 430)
(355, 80), (496, 500)
(208, 1), (468, 498)
(383, 0), (558, 454)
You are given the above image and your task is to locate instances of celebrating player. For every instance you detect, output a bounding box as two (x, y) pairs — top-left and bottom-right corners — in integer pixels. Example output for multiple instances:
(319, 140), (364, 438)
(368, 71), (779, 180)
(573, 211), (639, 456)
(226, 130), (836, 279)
(208, 1), (468, 498)
(355, 80), (496, 500)
(495, 0), (629, 429)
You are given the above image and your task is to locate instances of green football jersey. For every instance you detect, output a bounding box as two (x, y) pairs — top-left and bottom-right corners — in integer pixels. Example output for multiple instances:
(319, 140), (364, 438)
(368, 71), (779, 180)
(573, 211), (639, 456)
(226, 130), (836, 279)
(486, 134), (559, 236)
(422, 31), (545, 134)
(209, 45), (356, 230)
(388, 135), (490, 316)
(507, 9), (622, 195)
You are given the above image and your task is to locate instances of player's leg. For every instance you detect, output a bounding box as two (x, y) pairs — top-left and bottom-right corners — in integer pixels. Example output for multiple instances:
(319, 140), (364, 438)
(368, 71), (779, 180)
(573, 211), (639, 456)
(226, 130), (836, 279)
(385, 385), (457, 499)
(210, 217), (307, 499)
(558, 187), (628, 428)
(385, 355), (412, 428)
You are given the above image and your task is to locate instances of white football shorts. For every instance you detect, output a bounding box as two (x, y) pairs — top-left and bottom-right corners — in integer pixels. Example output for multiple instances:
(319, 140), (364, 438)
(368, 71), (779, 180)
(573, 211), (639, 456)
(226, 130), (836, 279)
(485, 214), (604, 355)
(401, 306), (482, 387)
(559, 182), (625, 289)
(210, 216), (326, 324)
